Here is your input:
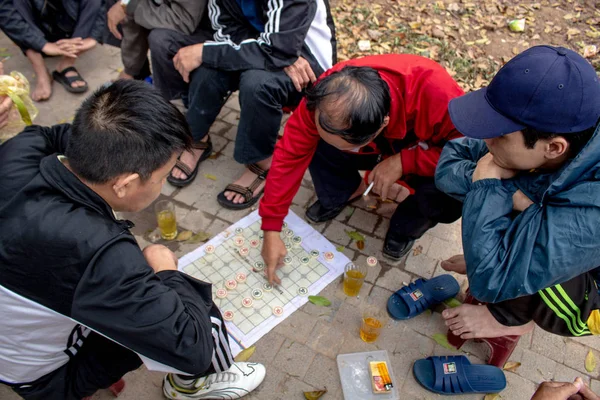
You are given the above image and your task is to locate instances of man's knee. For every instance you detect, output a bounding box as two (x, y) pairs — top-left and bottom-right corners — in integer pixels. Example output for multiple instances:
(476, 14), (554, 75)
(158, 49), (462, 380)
(239, 70), (288, 104)
(148, 29), (180, 58)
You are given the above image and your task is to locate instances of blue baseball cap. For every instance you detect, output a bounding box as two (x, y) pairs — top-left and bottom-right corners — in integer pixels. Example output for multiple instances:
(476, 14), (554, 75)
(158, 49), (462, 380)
(449, 45), (600, 139)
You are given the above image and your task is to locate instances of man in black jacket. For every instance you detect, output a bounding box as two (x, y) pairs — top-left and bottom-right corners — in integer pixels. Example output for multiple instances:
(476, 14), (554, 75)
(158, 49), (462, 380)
(167, 0), (337, 211)
(0, 80), (265, 400)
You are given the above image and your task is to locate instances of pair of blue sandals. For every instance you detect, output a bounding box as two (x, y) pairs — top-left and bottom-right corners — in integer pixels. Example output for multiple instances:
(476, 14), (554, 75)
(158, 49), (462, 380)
(387, 274), (506, 396)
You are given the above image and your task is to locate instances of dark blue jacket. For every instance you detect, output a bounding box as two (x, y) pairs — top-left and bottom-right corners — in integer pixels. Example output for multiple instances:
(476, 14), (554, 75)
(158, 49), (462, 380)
(435, 125), (600, 303)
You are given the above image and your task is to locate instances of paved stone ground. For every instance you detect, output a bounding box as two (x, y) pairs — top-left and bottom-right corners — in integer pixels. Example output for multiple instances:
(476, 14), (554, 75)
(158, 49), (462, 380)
(2, 34), (599, 400)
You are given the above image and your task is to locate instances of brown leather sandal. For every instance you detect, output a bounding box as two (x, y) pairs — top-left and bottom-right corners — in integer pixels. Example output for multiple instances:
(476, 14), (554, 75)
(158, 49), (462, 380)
(167, 137), (213, 187)
(217, 163), (268, 210)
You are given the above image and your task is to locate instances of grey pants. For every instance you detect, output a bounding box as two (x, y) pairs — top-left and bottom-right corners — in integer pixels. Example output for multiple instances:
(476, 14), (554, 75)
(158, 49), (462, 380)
(120, 23), (211, 100)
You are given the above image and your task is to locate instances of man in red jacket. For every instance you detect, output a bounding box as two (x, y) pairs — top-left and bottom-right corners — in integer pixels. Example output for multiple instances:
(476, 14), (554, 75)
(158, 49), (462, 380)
(259, 55), (465, 284)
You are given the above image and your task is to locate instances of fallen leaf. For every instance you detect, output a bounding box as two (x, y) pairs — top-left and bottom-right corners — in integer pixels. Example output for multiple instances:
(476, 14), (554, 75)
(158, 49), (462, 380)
(234, 345), (256, 362)
(336, 245), (345, 252)
(432, 333), (454, 350)
(187, 231), (211, 244)
(503, 361), (521, 372)
(304, 389), (327, 400)
(308, 295), (331, 307)
(367, 29), (383, 40)
(204, 174), (217, 181)
(443, 298), (462, 308)
(356, 240), (365, 250)
(412, 245), (423, 256)
(566, 28), (581, 40)
(585, 350), (596, 372)
(346, 230), (366, 242)
(176, 230), (193, 241)
(409, 21), (422, 30)
(483, 395), (500, 400)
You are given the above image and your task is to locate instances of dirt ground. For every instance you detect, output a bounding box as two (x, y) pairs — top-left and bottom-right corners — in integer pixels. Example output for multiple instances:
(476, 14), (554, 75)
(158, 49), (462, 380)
(331, 0), (600, 92)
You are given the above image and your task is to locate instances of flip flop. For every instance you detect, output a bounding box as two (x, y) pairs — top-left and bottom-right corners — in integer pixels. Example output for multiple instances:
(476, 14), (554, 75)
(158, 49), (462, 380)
(413, 355), (506, 395)
(217, 163), (268, 210)
(387, 275), (459, 320)
(167, 137), (213, 188)
(52, 67), (88, 94)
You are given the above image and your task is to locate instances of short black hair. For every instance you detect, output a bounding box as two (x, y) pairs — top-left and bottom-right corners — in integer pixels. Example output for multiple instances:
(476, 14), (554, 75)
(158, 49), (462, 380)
(66, 80), (191, 183)
(522, 123), (597, 158)
(306, 66), (391, 145)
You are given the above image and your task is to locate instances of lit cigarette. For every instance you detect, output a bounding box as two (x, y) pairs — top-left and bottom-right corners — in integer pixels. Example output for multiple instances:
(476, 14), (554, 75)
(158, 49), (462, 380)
(363, 181), (375, 197)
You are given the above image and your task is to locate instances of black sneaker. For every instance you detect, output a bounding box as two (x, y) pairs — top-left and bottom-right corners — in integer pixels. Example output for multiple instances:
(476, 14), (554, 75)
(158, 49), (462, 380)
(383, 236), (415, 261)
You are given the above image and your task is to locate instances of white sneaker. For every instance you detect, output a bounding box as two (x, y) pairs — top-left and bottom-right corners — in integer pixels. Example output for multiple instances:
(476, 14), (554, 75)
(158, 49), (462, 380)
(162, 362), (266, 399)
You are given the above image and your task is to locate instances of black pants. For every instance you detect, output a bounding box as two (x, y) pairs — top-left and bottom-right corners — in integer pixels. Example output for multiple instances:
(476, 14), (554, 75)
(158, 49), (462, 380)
(488, 270), (600, 337)
(186, 65), (317, 165)
(308, 140), (463, 241)
(11, 0), (102, 52)
(10, 304), (233, 400)
(143, 28), (212, 101)
(10, 332), (142, 400)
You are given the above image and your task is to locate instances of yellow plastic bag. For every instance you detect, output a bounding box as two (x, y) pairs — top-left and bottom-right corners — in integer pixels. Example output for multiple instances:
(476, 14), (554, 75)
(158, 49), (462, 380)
(0, 71), (38, 141)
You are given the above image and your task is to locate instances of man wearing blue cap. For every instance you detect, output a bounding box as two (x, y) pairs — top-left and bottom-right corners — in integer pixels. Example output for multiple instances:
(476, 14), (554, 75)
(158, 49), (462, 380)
(435, 45), (600, 339)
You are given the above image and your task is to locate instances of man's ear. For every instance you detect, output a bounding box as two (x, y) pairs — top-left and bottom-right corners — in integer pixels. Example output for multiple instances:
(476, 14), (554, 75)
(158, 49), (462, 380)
(382, 116), (390, 128)
(113, 173), (140, 199)
(546, 137), (569, 160)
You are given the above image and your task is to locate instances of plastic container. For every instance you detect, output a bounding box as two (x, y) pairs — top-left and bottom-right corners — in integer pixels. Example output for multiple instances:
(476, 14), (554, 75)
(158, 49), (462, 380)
(336, 350), (399, 399)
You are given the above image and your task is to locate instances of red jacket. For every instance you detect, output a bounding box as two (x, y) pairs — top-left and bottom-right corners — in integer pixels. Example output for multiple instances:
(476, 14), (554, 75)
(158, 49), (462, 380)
(259, 54), (464, 231)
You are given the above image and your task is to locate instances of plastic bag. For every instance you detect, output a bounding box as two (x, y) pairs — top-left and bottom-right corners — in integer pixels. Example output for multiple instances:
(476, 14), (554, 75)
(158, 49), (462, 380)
(0, 71), (38, 141)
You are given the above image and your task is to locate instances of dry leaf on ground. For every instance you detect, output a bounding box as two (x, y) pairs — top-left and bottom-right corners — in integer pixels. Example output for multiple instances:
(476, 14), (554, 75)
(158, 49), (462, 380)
(308, 295), (332, 307)
(503, 361), (521, 372)
(432, 333), (454, 350)
(346, 230), (366, 242)
(176, 230), (193, 241)
(483, 394), (500, 400)
(585, 350), (596, 372)
(304, 389), (327, 400)
(234, 345), (256, 362)
(187, 231), (211, 244)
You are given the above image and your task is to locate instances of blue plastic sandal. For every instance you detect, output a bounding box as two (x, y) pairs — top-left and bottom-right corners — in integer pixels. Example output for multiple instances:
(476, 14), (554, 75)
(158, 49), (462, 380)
(387, 275), (459, 320)
(413, 355), (506, 395)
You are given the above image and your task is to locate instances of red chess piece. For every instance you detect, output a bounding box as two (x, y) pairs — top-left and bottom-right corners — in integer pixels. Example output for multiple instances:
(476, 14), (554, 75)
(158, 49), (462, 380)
(446, 291), (521, 368)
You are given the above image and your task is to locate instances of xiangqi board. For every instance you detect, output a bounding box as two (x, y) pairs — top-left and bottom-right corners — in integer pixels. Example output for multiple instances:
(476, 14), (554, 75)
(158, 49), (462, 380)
(178, 210), (349, 356)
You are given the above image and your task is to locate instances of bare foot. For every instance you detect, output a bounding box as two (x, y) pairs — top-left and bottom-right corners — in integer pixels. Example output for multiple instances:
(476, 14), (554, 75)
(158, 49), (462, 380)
(223, 158), (272, 204)
(170, 145), (208, 180)
(31, 69), (52, 102)
(443, 304), (534, 339)
(441, 254), (467, 275)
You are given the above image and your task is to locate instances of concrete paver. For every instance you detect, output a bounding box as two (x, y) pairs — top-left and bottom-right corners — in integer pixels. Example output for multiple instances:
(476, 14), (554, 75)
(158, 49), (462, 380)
(0, 33), (596, 400)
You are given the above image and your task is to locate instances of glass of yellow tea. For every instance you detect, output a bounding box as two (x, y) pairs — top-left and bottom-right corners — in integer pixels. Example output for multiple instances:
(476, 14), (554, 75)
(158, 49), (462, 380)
(360, 307), (388, 343)
(343, 262), (367, 297)
(155, 200), (178, 240)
